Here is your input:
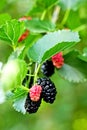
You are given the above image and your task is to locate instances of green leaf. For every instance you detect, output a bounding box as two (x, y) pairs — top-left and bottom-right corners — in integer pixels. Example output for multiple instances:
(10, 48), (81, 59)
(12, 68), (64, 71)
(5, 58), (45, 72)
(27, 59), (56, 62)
(1, 59), (27, 90)
(78, 47), (87, 62)
(66, 10), (81, 29)
(0, 13), (11, 25)
(0, 19), (24, 46)
(28, 0), (58, 16)
(41, 0), (58, 9)
(8, 46), (25, 60)
(58, 50), (87, 83)
(25, 34), (42, 60)
(25, 34), (42, 48)
(59, 0), (87, 10)
(28, 30), (80, 63)
(25, 19), (55, 33)
(13, 95), (27, 114)
(7, 86), (28, 100)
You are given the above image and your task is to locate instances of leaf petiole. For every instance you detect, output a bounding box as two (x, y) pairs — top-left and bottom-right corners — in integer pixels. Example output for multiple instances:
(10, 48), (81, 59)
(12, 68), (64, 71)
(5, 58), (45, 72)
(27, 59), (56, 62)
(61, 9), (70, 26)
(40, 10), (47, 20)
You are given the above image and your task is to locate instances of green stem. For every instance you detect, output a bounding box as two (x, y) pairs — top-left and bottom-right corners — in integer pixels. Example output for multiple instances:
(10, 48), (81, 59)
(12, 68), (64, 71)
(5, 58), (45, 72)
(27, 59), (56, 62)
(26, 74), (34, 77)
(26, 66), (32, 88)
(27, 62), (33, 66)
(61, 9), (70, 26)
(22, 86), (29, 92)
(34, 63), (41, 84)
(12, 45), (16, 51)
(73, 24), (87, 32)
(40, 10), (47, 20)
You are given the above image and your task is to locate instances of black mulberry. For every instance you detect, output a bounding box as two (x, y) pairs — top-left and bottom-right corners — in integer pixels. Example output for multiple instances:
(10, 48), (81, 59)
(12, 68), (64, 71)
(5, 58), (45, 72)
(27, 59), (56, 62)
(41, 60), (54, 77)
(25, 94), (42, 114)
(37, 77), (57, 104)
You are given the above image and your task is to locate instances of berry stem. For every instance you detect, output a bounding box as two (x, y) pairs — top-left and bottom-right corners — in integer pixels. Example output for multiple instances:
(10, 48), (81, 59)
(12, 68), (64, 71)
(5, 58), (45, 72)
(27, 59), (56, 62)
(26, 63), (34, 88)
(40, 10), (47, 20)
(26, 74), (34, 77)
(22, 86), (29, 92)
(12, 44), (16, 51)
(34, 63), (41, 84)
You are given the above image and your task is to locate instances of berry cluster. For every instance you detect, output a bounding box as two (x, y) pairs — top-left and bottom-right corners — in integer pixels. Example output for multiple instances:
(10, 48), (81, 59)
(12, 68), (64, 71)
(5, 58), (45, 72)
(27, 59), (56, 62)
(24, 52), (64, 114)
(24, 77), (57, 114)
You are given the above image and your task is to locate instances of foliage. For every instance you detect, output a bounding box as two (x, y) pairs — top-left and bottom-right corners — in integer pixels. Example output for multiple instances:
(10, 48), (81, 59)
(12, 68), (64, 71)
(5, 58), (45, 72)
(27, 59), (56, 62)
(25, 19), (56, 33)
(28, 30), (80, 63)
(59, 0), (87, 10)
(0, 1), (87, 129)
(0, 19), (24, 47)
(58, 50), (87, 82)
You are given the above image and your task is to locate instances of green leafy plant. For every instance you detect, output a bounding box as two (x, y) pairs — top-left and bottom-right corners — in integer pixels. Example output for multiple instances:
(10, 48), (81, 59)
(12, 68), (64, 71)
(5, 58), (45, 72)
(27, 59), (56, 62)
(0, 0), (87, 115)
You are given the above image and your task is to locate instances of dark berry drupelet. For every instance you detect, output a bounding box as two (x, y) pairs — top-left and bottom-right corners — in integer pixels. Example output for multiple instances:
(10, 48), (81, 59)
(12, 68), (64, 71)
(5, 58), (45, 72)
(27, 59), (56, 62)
(37, 77), (57, 104)
(25, 94), (42, 114)
(41, 60), (54, 77)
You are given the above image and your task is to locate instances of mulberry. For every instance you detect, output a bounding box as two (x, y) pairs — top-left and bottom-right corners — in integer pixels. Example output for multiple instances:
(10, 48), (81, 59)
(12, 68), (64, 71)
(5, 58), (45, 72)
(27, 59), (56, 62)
(37, 77), (57, 104)
(30, 85), (42, 102)
(41, 60), (54, 77)
(52, 52), (64, 68)
(25, 94), (42, 114)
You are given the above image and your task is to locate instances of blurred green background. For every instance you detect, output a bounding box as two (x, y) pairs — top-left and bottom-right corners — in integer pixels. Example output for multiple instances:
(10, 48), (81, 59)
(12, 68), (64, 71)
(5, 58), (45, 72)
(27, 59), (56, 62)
(0, 0), (87, 130)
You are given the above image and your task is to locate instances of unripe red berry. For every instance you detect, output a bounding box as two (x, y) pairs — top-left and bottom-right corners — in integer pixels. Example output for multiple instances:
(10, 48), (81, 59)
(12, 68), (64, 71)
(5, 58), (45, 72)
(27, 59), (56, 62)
(19, 16), (32, 21)
(18, 29), (29, 42)
(52, 52), (64, 68)
(29, 85), (42, 102)
(18, 16), (32, 42)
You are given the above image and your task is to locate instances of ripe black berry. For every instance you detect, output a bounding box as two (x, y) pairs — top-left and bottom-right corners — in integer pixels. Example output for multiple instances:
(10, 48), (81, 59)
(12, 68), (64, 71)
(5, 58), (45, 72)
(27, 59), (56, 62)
(41, 60), (54, 77)
(25, 94), (42, 114)
(37, 77), (57, 104)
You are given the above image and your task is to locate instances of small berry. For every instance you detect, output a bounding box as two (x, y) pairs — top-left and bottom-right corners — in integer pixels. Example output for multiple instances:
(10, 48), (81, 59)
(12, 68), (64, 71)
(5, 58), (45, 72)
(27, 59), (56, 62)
(19, 16), (32, 21)
(18, 16), (32, 42)
(37, 77), (57, 104)
(30, 85), (42, 102)
(25, 94), (42, 114)
(52, 52), (64, 68)
(41, 60), (54, 77)
(18, 29), (29, 42)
